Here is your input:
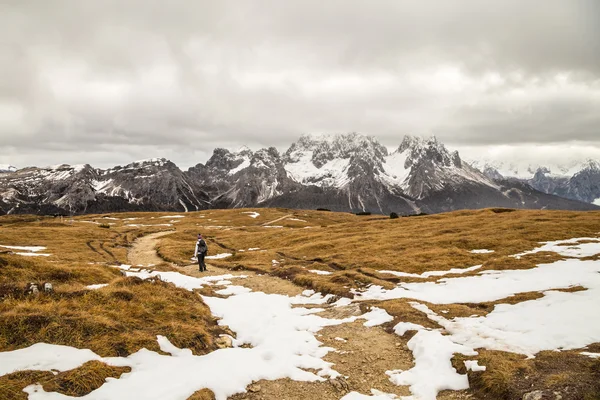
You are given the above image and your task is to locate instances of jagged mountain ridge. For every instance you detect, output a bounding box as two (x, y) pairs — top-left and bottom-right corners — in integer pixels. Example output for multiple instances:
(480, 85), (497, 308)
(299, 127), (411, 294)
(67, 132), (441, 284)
(0, 134), (597, 215)
(473, 158), (600, 205)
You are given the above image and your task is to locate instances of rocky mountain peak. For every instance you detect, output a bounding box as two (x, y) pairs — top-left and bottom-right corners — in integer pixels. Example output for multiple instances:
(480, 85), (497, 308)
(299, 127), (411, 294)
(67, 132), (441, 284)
(286, 133), (387, 168)
(396, 135), (461, 169)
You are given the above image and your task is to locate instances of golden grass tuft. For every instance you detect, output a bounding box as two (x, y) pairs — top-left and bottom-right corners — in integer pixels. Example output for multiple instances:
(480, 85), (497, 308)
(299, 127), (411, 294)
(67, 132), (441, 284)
(453, 349), (600, 400)
(0, 361), (130, 400)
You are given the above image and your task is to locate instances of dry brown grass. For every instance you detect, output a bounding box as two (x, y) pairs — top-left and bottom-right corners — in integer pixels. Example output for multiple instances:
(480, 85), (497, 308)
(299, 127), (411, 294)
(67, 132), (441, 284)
(2, 208), (600, 398)
(0, 276), (225, 356)
(153, 208), (600, 296)
(0, 361), (130, 400)
(453, 349), (600, 399)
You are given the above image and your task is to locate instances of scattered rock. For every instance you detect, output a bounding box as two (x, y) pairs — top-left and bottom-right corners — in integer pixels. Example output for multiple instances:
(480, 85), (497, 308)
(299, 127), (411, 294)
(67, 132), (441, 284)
(523, 390), (544, 400)
(43, 282), (53, 293)
(248, 384), (261, 393)
(328, 377), (350, 393)
(26, 283), (39, 295)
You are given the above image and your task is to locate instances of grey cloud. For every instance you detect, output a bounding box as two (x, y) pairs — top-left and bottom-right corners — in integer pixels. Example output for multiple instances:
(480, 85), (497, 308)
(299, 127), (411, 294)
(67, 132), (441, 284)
(1, 0), (599, 168)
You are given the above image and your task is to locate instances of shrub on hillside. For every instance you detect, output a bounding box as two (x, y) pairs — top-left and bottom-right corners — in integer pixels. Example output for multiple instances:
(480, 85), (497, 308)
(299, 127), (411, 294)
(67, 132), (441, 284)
(390, 212), (399, 219)
(356, 211), (372, 216)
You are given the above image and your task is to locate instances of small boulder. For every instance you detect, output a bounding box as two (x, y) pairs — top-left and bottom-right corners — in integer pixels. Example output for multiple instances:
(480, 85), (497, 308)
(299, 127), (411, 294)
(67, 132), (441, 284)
(523, 391), (544, 400)
(247, 383), (261, 393)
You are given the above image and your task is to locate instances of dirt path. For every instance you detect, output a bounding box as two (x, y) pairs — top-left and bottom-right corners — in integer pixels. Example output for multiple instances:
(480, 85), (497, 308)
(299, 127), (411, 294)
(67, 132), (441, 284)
(128, 232), (468, 400)
(261, 213), (293, 226)
(127, 231), (175, 266)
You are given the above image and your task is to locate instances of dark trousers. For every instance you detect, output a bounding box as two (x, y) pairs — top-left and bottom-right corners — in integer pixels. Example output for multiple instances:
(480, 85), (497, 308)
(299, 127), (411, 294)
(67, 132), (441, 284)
(198, 253), (207, 272)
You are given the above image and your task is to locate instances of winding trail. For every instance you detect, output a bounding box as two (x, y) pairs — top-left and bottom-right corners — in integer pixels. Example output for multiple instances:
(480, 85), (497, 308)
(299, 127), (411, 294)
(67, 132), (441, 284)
(261, 213), (293, 226)
(127, 232), (466, 400)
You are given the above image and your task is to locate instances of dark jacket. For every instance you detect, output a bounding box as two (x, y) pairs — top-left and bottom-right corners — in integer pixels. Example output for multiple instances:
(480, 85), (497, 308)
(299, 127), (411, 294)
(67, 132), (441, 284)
(195, 239), (208, 257)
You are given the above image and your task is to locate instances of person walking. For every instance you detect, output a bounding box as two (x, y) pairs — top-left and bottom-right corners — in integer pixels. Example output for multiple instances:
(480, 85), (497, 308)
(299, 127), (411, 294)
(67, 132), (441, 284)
(194, 233), (208, 272)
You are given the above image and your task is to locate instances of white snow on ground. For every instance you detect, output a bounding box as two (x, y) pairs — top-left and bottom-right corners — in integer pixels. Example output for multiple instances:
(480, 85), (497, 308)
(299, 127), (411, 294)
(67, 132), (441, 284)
(356, 259), (600, 304)
(379, 264), (482, 279)
(593, 198), (600, 206)
(15, 252), (52, 257)
(581, 352), (600, 358)
(470, 249), (494, 254)
(126, 223), (173, 227)
(0, 245), (46, 252)
(387, 330), (476, 400)
(0, 244), (51, 257)
(512, 237), (600, 259)
(241, 211), (260, 218)
(410, 269), (600, 356)
(86, 284), (108, 290)
(464, 360), (486, 372)
(206, 253), (233, 260)
(360, 307), (394, 327)
(215, 286), (252, 296)
(0, 343), (101, 376)
(159, 215), (185, 218)
(4, 285), (358, 400)
(341, 390), (398, 399)
(393, 322), (427, 336)
(309, 269), (332, 275)
(115, 265), (245, 292)
(263, 225), (283, 228)
(287, 218), (307, 222)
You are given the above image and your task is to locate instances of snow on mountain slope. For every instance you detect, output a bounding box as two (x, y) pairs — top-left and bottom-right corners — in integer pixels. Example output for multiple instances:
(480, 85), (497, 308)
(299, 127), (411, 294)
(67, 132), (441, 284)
(0, 165), (17, 173)
(380, 150), (410, 188)
(469, 158), (588, 180)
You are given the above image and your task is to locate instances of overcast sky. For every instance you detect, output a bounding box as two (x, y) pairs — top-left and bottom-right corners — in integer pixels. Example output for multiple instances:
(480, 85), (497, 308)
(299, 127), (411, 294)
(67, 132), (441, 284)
(1, 0), (599, 169)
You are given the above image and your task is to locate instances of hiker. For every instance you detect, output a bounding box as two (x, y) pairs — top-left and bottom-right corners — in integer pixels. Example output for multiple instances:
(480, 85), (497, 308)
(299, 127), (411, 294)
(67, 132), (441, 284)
(194, 233), (208, 272)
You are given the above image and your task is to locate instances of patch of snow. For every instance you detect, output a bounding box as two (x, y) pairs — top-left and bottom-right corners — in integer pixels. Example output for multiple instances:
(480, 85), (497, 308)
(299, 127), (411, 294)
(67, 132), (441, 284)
(379, 264), (482, 279)
(215, 286), (252, 296)
(114, 265), (245, 292)
(126, 223), (173, 227)
(0, 245), (46, 252)
(341, 390), (398, 399)
(229, 158), (251, 175)
(0, 343), (101, 376)
(15, 252), (51, 257)
(159, 215), (185, 219)
(206, 253), (233, 260)
(380, 150), (411, 188)
(393, 322), (427, 336)
(386, 330), (476, 400)
(333, 297), (353, 307)
(470, 249), (494, 254)
(513, 237), (600, 259)
(360, 307), (394, 327)
(242, 211), (260, 218)
(287, 218), (307, 222)
(334, 337), (347, 342)
(86, 284), (109, 290)
(593, 198), (600, 206)
(464, 360), (486, 372)
(581, 352), (600, 359)
(308, 269), (332, 275)
(248, 248), (260, 251)
(263, 225), (283, 228)
(356, 260), (599, 304)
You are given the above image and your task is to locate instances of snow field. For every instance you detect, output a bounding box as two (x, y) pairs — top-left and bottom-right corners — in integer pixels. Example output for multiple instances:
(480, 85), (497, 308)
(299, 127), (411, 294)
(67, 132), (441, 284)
(1, 270), (358, 400)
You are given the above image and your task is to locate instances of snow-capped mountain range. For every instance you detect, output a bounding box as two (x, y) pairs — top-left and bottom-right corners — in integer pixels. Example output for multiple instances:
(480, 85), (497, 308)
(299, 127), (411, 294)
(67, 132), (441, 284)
(0, 134), (597, 215)
(470, 158), (600, 206)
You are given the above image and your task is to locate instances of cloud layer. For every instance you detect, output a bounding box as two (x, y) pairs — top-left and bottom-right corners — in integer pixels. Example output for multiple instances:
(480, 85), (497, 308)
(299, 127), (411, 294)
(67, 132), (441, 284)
(1, 0), (599, 168)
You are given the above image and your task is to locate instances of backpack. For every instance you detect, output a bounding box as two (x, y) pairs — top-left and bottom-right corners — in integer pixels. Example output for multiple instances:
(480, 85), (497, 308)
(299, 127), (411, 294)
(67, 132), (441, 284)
(197, 239), (208, 255)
